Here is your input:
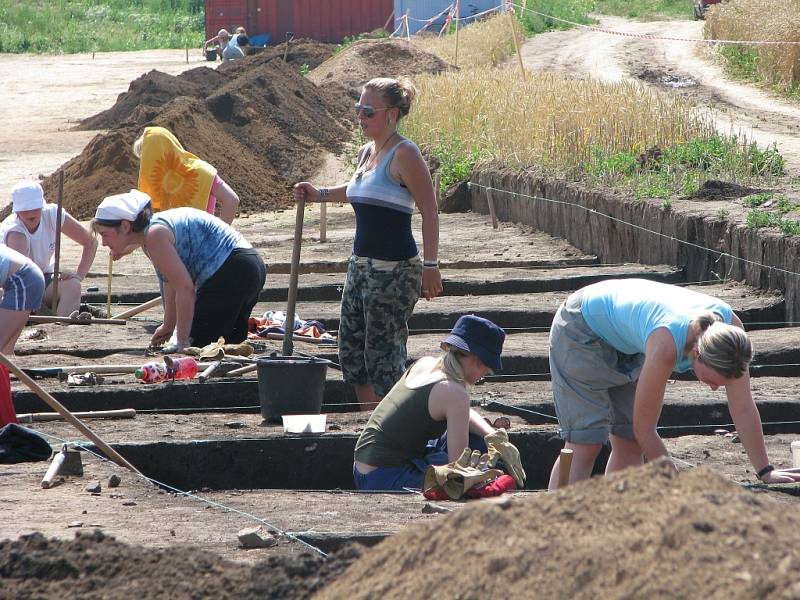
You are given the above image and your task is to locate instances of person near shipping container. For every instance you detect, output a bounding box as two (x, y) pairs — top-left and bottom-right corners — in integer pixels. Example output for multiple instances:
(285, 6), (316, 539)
(547, 279), (800, 488)
(202, 28), (244, 62)
(353, 315), (526, 491)
(293, 77), (443, 411)
(0, 180), (97, 317)
(0, 244), (45, 354)
(133, 126), (240, 225)
(92, 190), (266, 352)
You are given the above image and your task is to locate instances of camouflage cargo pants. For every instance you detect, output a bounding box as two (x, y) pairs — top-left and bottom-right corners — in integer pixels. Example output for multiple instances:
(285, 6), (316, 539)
(338, 255), (423, 396)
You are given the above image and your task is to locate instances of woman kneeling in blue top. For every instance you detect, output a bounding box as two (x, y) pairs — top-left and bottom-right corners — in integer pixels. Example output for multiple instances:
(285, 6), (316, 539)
(548, 278), (800, 488)
(353, 315), (526, 491)
(92, 190), (266, 352)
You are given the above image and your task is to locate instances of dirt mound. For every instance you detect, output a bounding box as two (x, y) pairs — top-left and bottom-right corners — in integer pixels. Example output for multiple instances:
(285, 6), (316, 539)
(691, 179), (762, 201)
(308, 38), (450, 107)
(0, 529), (362, 600)
(54, 48), (349, 218)
(208, 57), (350, 182)
(78, 69), (210, 130)
(319, 461), (800, 599)
(218, 39), (337, 78)
(42, 96), (291, 219)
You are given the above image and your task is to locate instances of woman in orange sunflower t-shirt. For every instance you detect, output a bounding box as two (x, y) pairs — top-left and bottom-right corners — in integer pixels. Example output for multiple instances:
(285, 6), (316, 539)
(133, 126), (240, 224)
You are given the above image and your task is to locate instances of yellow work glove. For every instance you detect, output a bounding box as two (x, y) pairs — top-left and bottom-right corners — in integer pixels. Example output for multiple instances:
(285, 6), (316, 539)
(484, 429), (526, 488)
(423, 448), (504, 500)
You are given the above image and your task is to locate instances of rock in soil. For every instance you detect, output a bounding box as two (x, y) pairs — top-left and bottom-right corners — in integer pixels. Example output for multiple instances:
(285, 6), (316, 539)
(237, 526), (277, 549)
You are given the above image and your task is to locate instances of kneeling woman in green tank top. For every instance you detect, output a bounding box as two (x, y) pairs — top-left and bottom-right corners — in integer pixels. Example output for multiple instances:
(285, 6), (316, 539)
(353, 315), (526, 491)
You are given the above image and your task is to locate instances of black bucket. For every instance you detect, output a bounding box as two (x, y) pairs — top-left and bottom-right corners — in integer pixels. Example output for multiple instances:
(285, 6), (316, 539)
(205, 48), (217, 61)
(257, 356), (330, 423)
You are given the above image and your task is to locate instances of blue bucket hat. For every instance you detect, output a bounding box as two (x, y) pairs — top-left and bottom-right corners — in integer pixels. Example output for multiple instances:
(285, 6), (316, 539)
(441, 315), (505, 372)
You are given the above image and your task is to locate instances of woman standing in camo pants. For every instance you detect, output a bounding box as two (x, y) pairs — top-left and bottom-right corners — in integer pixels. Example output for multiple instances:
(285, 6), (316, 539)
(294, 77), (442, 411)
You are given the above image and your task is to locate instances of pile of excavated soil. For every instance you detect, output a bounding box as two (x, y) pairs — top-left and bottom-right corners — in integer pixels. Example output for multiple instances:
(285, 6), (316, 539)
(78, 69), (216, 131)
(0, 529), (361, 600)
(308, 38), (451, 111)
(319, 461), (800, 599)
(44, 97), (290, 219)
(219, 39), (337, 79)
(49, 46), (348, 219)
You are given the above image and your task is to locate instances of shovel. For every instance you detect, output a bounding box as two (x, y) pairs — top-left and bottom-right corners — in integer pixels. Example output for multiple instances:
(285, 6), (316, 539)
(283, 31), (295, 62)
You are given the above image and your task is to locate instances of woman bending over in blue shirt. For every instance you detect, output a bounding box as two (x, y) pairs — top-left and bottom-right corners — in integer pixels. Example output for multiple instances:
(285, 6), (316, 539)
(548, 278), (800, 488)
(92, 190), (266, 352)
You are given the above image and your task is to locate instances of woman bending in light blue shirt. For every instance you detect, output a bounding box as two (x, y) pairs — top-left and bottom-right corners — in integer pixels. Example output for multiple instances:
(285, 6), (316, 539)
(92, 190), (266, 352)
(547, 278), (800, 487)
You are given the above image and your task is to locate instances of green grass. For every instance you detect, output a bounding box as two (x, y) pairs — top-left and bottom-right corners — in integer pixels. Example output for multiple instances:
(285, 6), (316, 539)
(718, 45), (800, 101)
(586, 135), (785, 201)
(0, 0), (203, 53)
(591, 0), (693, 20)
(515, 0), (594, 34)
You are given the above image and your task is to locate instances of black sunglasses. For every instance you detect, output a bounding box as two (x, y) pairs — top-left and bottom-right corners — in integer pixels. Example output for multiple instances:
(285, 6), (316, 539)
(354, 103), (392, 119)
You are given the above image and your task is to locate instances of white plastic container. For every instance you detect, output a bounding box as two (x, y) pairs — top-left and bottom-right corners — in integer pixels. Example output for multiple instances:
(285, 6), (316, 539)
(792, 440), (800, 469)
(281, 414), (327, 434)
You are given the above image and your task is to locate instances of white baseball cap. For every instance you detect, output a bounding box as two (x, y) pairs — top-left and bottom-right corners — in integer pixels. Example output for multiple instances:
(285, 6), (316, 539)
(11, 180), (45, 212)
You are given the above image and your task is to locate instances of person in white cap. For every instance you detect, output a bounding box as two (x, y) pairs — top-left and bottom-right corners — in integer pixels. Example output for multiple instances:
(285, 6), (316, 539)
(0, 180), (97, 317)
(92, 190), (266, 352)
(0, 244), (45, 354)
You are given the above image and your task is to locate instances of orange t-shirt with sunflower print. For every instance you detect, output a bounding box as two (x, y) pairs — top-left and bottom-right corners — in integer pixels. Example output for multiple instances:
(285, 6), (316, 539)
(137, 127), (217, 212)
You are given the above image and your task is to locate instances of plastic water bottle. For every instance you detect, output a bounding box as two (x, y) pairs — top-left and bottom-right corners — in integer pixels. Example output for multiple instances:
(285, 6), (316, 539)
(134, 357), (198, 383)
(135, 361), (168, 384)
(164, 356), (198, 380)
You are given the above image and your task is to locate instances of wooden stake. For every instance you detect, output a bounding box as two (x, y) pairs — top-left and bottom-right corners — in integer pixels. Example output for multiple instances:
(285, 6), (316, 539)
(508, 4), (526, 77)
(319, 202), (327, 242)
(28, 315), (126, 325)
(283, 198), (305, 356)
(0, 353), (142, 475)
(113, 296), (162, 320)
(558, 448), (574, 488)
(433, 172), (441, 213)
(486, 188), (499, 229)
(51, 170), (64, 313)
(185, 47), (189, 63)
(227, 362), (258, 377)
(454, 1), (460, 67)
(41, 450), (66, 488)
(18, 409), (136, 423)
(106, 254), (113, 317)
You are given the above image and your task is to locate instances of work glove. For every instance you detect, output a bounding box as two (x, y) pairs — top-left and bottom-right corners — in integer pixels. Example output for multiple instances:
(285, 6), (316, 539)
(423, 448), (504, 500)
(484, 429), (526, 488)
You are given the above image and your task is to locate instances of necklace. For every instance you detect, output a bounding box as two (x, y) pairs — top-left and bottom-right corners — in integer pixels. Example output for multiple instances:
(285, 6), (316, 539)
(356, 132), (398, 180)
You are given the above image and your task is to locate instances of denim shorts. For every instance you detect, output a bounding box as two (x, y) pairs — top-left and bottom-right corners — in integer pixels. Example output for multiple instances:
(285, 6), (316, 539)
(353, 433), (486, 492)
(1, 263), (45, 312)
(549, 289), (644, 444)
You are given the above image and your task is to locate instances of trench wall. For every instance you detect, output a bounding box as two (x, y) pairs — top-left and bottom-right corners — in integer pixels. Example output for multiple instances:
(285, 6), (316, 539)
(469, 169), (800, 321)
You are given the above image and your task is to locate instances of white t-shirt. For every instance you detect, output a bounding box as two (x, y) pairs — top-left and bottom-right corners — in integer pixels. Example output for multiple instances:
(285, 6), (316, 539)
(0, 204), (66, 274)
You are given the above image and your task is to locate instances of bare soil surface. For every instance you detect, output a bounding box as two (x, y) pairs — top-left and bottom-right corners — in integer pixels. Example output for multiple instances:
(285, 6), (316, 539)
(1, 50), (206, 210)
(514, 16), (800, 174)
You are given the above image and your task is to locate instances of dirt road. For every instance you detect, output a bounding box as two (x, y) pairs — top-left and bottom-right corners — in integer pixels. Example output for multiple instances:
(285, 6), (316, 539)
(1, 49), (209, 208)
(515, 16), (800, 174)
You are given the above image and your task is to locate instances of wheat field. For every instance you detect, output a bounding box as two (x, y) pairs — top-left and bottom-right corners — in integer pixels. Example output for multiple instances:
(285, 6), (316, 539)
(705, 0), (800, 93)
